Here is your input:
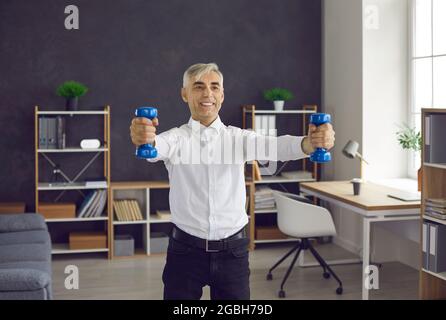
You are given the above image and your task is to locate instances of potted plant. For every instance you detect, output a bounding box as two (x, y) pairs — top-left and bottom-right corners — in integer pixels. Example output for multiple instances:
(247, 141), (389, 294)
(396, 124), (422, 191)
(263, 88), (294, 111)
(56, 81), (88, 111)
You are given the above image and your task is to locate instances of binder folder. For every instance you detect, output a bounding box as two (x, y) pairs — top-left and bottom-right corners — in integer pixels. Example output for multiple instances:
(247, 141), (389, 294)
(428, 223), (446, 273)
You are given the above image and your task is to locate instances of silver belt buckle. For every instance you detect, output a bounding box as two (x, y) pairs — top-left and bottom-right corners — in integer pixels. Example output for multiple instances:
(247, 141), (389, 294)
(205, 239), (220, 252)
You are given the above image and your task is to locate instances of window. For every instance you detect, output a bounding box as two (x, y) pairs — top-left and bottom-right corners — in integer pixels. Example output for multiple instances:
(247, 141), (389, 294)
(410, 0), (446, 177)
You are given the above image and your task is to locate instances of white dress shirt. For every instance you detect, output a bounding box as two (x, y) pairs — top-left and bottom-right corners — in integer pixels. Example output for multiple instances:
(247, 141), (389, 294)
(147, 116), (308, 240)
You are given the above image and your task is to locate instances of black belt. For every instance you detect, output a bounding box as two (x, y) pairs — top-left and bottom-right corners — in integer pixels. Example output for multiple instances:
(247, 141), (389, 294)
(171, 225), (249, 252)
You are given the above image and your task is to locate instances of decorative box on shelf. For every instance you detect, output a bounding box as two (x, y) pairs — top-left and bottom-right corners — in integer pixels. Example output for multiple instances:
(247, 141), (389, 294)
(150, 232), (169, 254)
(114, 234), (135, 257)
(69, 231), (107, 250)
(39, 202), (76, 219)
(255, 226), (288, 240)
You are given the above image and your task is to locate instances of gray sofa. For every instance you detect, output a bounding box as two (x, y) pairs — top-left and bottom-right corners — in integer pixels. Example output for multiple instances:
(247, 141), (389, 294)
(0, 213), (52, 299)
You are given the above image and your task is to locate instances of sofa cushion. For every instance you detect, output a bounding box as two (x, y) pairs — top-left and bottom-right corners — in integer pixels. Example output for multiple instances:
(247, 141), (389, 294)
(0, 268), (51, 291)
(0, 214), (47, 233)
(0, 260), (52, 277)
(0, 230), (50, 246)
(0, 242), (51, 263)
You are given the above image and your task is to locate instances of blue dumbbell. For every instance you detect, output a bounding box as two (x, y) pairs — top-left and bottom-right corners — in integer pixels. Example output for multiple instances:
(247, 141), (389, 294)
(309, 113), (332, 163)
(135, 107), (158, 159)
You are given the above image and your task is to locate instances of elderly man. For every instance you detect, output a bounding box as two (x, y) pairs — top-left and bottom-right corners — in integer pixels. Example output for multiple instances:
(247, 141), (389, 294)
(130, 63), (335, 300)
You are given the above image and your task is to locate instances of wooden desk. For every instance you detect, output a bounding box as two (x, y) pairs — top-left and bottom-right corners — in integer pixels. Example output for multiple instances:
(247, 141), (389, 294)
(300, 180), (421, 300)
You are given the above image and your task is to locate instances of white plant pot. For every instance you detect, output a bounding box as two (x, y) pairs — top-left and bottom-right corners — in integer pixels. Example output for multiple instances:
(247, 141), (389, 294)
(273, 100), (284, 111)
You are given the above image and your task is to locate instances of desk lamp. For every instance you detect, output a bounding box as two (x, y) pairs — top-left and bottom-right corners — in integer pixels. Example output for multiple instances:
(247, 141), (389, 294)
(342, 140), (369, 181)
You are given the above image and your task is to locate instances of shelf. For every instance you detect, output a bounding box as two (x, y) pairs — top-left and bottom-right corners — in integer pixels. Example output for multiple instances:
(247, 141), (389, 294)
(113, 220), (148, 225)
(422, 268), (446, 281)
(37, 110), (108, 115)
(149, 215), (172, 224)
(243, 109), (316, 114)
(111, 181), (170, 190)
(254, 238), (297, 244)
(113, 248), (148, 259)
(45, 216), (108, 222)
(424, 163), (446, 170)
(254, 176), (316, 184)
(38, 182), (108, 190)
(36, 105), (111, 259)
(255, 208), (277, 214)
(51, 243), (109, 254)
(423, 215), (446, 226)
(38, 148), (108, 153)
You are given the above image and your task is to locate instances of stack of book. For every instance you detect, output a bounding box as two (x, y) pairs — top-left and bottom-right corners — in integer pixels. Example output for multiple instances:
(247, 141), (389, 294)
(280, 170), (313, 180)
(113, 199), (144, 221)
(85, 179), (107, 188)
(425, 198), (446, 220)
(155, 210), (171, 220)
(255, 186), (276, 211)
(77, 190), (107, 218)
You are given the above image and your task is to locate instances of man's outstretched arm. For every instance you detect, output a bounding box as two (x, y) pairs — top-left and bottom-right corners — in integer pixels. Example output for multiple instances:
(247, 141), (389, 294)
(243, 123), (335, 161)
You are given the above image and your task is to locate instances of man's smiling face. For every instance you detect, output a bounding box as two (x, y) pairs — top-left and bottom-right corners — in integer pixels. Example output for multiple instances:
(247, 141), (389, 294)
(181, 71), (224, 126)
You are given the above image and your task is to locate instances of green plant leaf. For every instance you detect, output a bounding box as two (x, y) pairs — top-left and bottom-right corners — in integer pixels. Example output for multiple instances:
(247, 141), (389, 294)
(395, 123), (421, 152)
(263, 88), (294, 102)
(56, 81), (88, 98)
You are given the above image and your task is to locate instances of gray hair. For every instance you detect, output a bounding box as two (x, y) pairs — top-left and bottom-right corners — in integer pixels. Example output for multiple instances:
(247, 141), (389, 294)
(183, 63), (224, 88)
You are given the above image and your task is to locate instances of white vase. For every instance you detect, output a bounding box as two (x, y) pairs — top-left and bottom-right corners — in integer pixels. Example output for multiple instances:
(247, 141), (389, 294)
(273, 100), (284, 111)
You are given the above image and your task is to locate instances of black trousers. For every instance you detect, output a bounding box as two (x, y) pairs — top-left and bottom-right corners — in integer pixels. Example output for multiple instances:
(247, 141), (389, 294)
(162, 236), (250, 300)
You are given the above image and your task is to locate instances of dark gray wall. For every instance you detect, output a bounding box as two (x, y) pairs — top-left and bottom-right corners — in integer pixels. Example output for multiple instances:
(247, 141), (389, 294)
(0, 0), (321, 210)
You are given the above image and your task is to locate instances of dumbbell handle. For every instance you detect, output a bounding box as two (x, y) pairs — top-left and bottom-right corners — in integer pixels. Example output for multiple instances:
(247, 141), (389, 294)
(309, 113), (331, 163)
(135, 107), (158, 159)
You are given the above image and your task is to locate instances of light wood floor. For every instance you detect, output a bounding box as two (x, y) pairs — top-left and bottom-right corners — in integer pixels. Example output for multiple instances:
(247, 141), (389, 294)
(52, 242), (419, 300)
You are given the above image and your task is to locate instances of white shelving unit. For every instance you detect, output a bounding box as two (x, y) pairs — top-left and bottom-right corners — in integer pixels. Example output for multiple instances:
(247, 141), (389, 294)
(37, 183), (108, 191)
(45, 216), (108, 222)
(35, 105), (111, 258)
(255, 208), (278, 214)
(110, 180), (255, 257)
(254, 174), (316, 184)
(37, 110), (107, 115)
(254, 238), (297, 244)
(52, 243), (109, 255)
(110, 181), (171, 258)
(242, 105), (318, 247)
(37, 148), (108, 153)
(113, 220), (149, 225)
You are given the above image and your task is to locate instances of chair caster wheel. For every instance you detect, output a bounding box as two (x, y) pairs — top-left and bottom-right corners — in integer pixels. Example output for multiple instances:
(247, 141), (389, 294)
(336, 287), (343, 295)
(266, 273), (273, 281)
(323, 272), (330, 279)
(278, 290), (286, 298)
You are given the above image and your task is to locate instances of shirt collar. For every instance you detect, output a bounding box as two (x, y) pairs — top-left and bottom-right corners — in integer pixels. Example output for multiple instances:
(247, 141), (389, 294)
(187, 116), (224, 134)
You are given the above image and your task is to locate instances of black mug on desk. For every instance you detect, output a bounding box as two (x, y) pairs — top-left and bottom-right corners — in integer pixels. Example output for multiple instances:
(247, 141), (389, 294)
(351, 178), (361, 195)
